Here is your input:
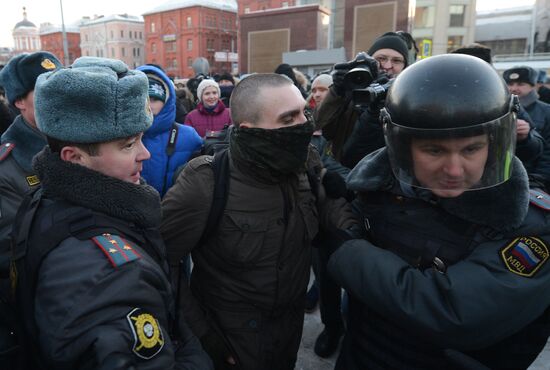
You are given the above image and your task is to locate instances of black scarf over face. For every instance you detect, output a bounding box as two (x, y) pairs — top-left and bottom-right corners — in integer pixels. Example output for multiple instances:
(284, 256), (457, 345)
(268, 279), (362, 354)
(229, 120), (314, 183)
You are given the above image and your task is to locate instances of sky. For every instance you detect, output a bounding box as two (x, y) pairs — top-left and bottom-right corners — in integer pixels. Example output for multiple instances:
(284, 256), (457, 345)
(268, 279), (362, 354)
(0, 0), (536, 48)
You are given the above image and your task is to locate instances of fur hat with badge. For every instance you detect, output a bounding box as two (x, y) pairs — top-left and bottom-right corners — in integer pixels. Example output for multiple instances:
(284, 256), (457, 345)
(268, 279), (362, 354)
(503, 66), (538, 86)
(0, 51), (62, 105)
(34, 56), (153, 143)
(197, 79), (220, 101)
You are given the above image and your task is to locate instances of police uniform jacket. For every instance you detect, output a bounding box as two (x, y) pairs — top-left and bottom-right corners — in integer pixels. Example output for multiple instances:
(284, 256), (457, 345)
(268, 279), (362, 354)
(329, 148), (550, 370)
(161, 147), (355, 370)
(20, 148), (212, 370)
(0, 115), (44, 258)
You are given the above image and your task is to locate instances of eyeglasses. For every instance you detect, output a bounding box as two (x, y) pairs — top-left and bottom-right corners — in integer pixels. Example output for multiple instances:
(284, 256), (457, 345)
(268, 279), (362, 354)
(374, 55), (405, 66)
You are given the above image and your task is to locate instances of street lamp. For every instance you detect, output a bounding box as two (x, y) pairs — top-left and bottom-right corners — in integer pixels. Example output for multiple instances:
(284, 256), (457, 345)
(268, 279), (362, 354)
(60, 0), (69, 65)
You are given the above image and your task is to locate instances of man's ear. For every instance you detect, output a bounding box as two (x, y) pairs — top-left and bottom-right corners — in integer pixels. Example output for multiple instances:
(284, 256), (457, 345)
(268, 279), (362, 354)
(238, 121), (253, 129)
(14, 98), (25, 111)
(60, 146), (87, 165)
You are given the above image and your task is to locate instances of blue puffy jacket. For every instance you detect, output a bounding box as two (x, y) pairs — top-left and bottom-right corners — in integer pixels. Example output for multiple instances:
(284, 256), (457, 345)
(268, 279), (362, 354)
(137, 65), (203, 197)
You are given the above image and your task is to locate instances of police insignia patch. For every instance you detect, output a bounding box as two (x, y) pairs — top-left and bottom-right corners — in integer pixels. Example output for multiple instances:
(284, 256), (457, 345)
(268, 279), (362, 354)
(127, 308), (164, 359)
(500, 237), (549, 277)
(41, 58), (57, 70)
(26, 175), (40, 186)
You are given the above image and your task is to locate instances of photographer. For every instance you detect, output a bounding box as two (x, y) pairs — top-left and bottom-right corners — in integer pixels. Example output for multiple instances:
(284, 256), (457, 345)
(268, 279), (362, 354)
(314, 32), (411, 164)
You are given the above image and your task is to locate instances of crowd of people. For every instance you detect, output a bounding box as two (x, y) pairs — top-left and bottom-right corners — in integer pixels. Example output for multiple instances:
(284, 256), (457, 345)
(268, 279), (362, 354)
(0, 29), (548, 370)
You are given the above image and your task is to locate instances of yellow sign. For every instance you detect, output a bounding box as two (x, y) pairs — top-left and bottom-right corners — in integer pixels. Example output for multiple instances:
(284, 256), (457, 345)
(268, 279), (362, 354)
(421, 39), (432, 59)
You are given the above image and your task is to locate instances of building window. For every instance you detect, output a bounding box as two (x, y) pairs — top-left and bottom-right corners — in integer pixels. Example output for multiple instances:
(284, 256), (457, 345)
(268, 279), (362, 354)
(85, 34), (88, 42)
(187, 57), (193, 67)
(449, 5), (465, 27)
(151, 22), (155, 33)
(152, 43), (156, 54)
(447, 36), (463, 52)
(207, 39), (214, 51)
(187, 39), (193, 51)
(282, 1), (289, 7)
(187, 16), (192, 28)
(244, 7), (250, 14)
(137, 48), (140, 57)
(110, 30), (114, 39)
(166, 41), (176, 52)
(414, 6), (435, 28)
(172, 58), (178, 68)
(122, 47), (125, 57)
(140, 32), (143, 39)
(111, 48), (115, 57)
(120, 30), (124, 38)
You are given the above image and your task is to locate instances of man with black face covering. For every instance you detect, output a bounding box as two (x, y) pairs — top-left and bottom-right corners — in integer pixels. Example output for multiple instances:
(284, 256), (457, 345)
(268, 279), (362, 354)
(161, 73), (356, 370)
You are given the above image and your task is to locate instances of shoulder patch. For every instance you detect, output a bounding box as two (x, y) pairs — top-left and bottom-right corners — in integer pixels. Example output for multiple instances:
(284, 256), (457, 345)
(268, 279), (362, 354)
(91, 233), (141, 268)
(500, 237), (549, 277)
(127, 308), (164, 359)
(0, 142), (15, 162)
(529, 189), (550, 211)
(188, 155), (213, 170)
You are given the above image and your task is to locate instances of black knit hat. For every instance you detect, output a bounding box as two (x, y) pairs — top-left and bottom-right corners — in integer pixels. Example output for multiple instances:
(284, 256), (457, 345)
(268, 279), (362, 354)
(0, 51), (62, 105)
(503, 66), (538, 86)
(368, 34), (409, 67)
(219, 73), (235, 85)
(452, 45), (492, 64)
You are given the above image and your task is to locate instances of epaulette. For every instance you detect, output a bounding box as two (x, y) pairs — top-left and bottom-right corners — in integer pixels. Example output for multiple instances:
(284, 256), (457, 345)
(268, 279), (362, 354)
(0, 142), (15, 162)
(91, 233), (141, 268)
(529, 189), (550, 211)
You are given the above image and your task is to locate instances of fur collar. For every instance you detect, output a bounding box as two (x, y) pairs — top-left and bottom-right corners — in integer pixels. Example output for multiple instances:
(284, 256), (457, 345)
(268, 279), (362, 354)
(1, 115), (46, 173)
(33, 147), (162, 228)
(347, 148), (530, 231)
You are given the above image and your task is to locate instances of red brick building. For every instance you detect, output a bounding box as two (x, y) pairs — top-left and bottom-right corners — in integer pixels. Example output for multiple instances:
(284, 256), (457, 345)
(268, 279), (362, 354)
(240, 5), (330, 73)
(143, 0), (238, 78)
(40, 25), (81, 65)
(238, 0), (296, 15)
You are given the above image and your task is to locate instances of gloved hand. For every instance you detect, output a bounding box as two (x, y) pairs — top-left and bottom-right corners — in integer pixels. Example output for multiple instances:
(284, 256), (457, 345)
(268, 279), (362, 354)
(330, 66), (348, 97)
(322, 170), (354, 201)
(200, 329), (236, 369)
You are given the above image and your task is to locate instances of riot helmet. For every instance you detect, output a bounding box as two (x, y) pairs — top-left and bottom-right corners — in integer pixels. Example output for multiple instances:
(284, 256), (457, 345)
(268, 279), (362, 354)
(381, 54), (518, 196)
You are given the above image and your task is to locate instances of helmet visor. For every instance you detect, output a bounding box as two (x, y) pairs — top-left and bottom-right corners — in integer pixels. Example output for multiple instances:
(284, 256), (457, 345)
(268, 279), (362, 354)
(383, 110), (517, 197)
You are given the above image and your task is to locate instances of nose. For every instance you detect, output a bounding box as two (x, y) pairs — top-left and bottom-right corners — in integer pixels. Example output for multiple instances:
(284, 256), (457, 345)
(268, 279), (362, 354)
(442, 154), (464, 177)
(137, 140), (151, 161)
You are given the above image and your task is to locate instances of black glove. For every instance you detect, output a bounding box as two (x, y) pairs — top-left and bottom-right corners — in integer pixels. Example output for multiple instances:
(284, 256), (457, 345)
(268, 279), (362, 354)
(200, 329), (235, 369)
(331, 223), (365, 250)
(331, 67), (348, 97)
(322, 171), (354, 201)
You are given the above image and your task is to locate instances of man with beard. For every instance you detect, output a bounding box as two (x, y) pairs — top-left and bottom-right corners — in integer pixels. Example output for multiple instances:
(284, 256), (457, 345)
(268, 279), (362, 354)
(161, 73), (356, 370)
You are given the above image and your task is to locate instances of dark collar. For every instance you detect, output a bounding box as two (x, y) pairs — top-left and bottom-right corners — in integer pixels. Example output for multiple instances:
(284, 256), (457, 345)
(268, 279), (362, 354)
(1, 115), (46, 173)
(347, 148), (530, 231)
(33, 147), (162, 228)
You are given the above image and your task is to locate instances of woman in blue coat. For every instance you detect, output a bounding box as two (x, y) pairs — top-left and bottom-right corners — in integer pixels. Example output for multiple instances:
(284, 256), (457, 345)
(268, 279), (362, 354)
(137, 65), (203, 197)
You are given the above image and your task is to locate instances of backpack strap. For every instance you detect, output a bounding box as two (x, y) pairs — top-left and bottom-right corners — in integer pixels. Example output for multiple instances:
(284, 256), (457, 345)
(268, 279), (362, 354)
(198, 148), (230, 246)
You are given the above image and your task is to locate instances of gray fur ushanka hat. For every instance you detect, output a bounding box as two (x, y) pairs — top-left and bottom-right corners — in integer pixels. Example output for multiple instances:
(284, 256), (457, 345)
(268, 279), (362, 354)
(35, 56), (153, 143)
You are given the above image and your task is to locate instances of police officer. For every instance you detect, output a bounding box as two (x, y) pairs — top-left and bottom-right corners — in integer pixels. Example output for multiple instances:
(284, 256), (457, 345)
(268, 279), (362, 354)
(11, 57), (212, 369)
(504, 66), (550, 188)
(0, 52), (62, 260)
(329, 54), (550, 369)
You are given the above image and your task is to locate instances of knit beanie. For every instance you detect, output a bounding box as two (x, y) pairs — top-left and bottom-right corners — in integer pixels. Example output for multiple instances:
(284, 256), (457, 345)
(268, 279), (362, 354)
(368, 34), (409, 67)
(0, 51), (62, 105)
(219, 72), (235, 85)
(35, 56), (153, 143)
(147, 74), (168, 102)
(197, 79), (220, 101)
(452, 45), (492, 64)
(312, 74), (333, 88)
(503, 66), (538, 86)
